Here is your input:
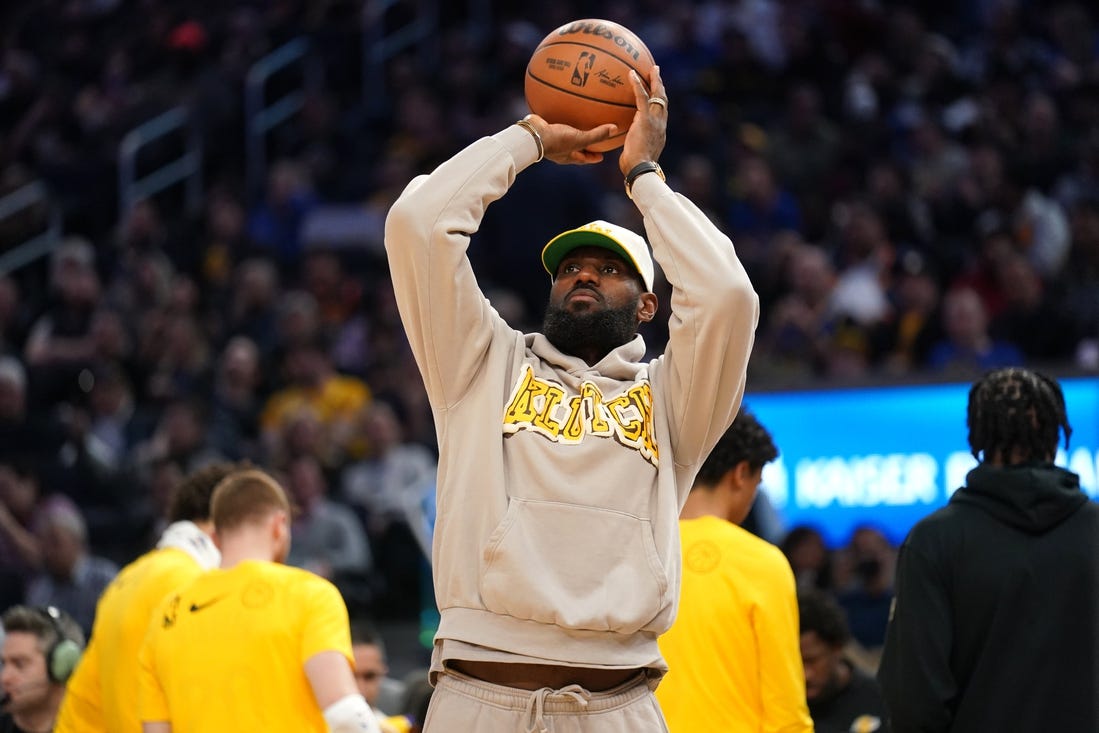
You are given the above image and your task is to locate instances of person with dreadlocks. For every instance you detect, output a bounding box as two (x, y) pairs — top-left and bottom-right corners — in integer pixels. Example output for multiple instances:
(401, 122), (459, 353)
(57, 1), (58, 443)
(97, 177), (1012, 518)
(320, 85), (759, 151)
(877, 367), (1099, 733)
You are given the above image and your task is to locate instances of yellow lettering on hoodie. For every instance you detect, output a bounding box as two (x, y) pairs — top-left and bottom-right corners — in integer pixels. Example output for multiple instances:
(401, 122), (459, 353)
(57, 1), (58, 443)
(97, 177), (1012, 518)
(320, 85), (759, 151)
(503, 366), (545, 426)
(502, 365), (659, 466)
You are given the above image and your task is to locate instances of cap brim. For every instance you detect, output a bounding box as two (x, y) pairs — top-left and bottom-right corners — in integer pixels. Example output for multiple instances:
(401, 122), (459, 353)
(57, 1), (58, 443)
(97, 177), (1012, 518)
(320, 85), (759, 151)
(541, 232), (645, 287)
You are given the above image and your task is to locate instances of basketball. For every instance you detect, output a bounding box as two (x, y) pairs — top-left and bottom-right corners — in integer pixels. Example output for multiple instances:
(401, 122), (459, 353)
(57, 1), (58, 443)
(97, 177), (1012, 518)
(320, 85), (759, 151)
(524, 19), (655, 153)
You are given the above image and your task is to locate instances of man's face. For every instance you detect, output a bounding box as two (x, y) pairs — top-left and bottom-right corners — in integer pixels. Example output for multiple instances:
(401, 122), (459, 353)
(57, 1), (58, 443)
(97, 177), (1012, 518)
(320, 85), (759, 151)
(542, 246), (650, 358)
(0, 631), (52, 715)
(800, 630), (844, 702)
(351, 643), (387, 706)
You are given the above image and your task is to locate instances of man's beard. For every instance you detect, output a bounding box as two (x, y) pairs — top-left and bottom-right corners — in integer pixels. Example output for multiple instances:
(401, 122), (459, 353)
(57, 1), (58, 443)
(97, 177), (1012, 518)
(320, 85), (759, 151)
(542, 297), (639, 358)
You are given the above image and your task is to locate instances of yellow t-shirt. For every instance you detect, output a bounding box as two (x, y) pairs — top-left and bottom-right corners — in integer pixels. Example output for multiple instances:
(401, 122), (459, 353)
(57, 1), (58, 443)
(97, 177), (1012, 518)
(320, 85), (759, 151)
(57, 547), (204, 733)
(138, 560), (353, 732)
(656, 516), (813, 733)
(260, 376), (371, 431)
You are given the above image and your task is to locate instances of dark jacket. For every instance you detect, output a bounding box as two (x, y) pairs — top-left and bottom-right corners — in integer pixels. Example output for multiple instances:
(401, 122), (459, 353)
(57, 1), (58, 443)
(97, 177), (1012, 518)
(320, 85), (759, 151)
(878, 462), (1099, 732)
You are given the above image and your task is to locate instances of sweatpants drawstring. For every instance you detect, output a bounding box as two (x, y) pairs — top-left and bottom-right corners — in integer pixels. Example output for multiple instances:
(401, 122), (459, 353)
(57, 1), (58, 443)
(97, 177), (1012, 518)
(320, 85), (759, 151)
(522, 684), (591, 733)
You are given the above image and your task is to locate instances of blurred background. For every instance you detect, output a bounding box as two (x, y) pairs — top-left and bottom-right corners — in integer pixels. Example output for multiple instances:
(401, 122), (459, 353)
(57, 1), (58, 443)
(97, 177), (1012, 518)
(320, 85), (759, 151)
(0, 0), (1097, 677)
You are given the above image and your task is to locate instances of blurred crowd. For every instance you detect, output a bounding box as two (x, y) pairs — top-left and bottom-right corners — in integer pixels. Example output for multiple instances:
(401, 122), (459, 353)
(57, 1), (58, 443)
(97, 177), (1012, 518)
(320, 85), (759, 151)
(0, 0), (1097, 668)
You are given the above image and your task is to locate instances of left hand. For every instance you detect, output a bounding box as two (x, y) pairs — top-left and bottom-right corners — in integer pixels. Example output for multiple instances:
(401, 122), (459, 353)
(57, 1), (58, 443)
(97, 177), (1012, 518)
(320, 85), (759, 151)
(619, 65), (668, 176)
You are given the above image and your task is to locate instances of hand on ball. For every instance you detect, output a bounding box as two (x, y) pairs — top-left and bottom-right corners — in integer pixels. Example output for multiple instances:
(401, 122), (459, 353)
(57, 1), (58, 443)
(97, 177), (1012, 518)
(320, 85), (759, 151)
(619, 66), (667, 177)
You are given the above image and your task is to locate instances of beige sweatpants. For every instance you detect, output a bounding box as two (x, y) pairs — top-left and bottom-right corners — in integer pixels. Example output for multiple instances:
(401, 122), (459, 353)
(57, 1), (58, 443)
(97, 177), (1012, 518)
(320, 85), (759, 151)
(422, 670), (670, 733)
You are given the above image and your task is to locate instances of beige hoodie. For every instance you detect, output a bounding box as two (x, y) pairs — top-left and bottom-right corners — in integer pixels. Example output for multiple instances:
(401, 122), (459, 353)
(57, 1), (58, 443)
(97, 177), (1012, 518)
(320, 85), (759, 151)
(384, 125), (759, 676)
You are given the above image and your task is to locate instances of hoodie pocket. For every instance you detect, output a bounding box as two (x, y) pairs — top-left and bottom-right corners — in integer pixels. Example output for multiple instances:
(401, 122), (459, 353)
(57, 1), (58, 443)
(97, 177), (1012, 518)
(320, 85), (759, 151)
(479, 497), (670, 633)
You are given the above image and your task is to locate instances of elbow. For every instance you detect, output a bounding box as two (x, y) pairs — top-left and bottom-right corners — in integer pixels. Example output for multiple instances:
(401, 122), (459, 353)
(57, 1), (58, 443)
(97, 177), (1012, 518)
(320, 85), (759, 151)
(383, 178), (429, 255)
(718, 272), (760, 329)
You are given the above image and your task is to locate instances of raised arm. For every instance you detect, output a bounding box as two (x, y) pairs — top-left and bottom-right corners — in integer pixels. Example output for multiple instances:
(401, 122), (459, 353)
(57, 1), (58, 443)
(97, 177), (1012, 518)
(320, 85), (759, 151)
(384, 119), (617, 409)
(624, 67), (759, 482)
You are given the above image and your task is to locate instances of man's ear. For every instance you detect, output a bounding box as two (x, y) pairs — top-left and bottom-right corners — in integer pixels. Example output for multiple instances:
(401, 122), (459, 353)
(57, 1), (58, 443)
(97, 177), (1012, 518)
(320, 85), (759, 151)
(731, 460), (755, 490)
(637, 292), (659, 323)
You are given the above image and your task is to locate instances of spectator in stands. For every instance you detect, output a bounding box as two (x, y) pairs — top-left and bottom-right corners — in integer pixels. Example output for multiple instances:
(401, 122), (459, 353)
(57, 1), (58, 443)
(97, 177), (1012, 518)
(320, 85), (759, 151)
(226, 257), (282, 359)
(766, 82), (842, 231)
(284, 453), (375, 611)
(141, 310), (213, 403)
(781, 524), (834, 592)
(0, 460), (44, 608)
(0, 356), (64, 469)
(830, 199), (894, 331)
(1000, 162), (1071, 278)
(351, 620), (404, 719)
(0, 605), (85, 733)
(833, 524), (896, 656)
(24, 496), (117, 635)
(990, 251), (1076, 362)
(799, 587), (890, 733)
(247, 159), (320, 270)
(1060, 198), (1099, 365)
(23, 237), (102, 404)
(761, 244), (838, 376)
(131, 398), (224, 482)
(79, 361), (144, 477)
(0, 274), (30, 354)
(879, 368), (1099, 731)
(195, 189), (249, 292)
(657, 409), (812, 732)
(273, 289), (322, 354)
(928, 285), (1024, 375)
(726, 153), (802, 276)
(341, 400), (436, 619)
(207, 335), (265, 461)
(261, 334), (371, 464)
(871, 251), (942, 373)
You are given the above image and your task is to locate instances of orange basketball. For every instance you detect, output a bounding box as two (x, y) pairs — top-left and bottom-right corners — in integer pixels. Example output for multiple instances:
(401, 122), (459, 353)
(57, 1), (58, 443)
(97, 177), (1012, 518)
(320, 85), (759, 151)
(524, 19), (655, 153)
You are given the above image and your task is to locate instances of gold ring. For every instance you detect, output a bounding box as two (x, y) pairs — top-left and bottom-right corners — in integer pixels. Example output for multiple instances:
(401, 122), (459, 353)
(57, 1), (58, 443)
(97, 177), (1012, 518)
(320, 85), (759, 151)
(648, 97), (667, 110)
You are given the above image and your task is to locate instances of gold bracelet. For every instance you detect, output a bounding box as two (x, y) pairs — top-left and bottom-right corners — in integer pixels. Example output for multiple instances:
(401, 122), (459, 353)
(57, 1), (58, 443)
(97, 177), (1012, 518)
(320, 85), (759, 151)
(515, 116), (544, 163)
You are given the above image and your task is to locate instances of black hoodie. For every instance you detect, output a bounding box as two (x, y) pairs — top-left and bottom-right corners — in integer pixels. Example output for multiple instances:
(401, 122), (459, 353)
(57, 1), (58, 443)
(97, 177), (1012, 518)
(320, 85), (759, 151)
(878, 462), (1099, 733)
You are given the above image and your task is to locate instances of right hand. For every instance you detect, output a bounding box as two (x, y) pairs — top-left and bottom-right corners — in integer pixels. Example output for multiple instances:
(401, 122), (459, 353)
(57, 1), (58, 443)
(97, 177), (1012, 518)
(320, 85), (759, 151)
(522, 114), (618, 165)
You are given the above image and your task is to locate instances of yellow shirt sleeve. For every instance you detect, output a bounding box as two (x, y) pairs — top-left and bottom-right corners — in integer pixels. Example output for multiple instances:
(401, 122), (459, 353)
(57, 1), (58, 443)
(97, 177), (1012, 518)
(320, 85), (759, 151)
(299, 575), (354, 666)
(55, 637), (105, 732)
(136, 595), (175, 724)
(756, 547), (814, 733)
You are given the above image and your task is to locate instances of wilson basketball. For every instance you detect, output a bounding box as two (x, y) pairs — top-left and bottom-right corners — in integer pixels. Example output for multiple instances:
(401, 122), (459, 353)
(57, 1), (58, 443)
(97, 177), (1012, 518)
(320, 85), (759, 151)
(525, 19), (655, 152)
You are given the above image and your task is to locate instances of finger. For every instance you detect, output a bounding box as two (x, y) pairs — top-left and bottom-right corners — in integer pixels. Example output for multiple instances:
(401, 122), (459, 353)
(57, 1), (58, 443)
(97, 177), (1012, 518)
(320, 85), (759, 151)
(578, 123), (618, 147)
(629, 69), (650, 107)
(647, 65), (665, 100)
(570, 150), (605, 164)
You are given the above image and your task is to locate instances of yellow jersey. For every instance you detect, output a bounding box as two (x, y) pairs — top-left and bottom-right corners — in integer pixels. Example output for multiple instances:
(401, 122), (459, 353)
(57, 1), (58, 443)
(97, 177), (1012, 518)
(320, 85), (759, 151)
(656, 516), (813, 733)
(57, 546), (205, 733)
(138, 560), (353, 732)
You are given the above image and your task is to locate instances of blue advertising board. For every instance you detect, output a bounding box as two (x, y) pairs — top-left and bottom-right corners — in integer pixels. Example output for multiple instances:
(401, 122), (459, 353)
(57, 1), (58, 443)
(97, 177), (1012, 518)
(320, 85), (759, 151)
(745, 378), (1099, 548)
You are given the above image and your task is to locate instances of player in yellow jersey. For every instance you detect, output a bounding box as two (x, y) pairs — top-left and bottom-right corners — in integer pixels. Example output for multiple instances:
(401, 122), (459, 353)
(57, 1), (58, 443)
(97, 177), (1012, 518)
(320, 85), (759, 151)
(55, 462), (236, 733)
(656, 409), (813, 733)
(137, 468), (381, 733)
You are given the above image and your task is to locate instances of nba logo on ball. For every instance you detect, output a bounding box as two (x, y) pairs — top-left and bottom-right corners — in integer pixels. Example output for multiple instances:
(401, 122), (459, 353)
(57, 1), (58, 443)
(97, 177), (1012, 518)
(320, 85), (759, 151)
(525, 18), (655, 152)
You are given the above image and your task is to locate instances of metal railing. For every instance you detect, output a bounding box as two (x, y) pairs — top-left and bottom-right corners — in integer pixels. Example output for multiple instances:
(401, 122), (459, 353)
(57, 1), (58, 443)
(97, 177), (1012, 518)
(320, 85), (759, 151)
(0, 181), (63, 276)
(361, 0), (438, 113)
(117, 105), (203, 222)
(244, 37), (322, 201)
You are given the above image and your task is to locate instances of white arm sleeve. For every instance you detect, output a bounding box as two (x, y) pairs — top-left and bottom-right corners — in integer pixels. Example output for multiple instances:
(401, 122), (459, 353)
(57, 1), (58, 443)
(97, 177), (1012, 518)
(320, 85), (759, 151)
(323, 693), (382, 733)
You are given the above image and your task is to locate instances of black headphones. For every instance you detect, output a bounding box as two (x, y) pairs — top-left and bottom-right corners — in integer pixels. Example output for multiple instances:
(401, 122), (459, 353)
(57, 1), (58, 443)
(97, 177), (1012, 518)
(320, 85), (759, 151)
(38, 606), (82, 683)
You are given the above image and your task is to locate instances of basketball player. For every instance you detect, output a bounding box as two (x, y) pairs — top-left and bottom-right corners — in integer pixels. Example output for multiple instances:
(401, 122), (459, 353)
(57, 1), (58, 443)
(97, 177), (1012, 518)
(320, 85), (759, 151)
(55, 463), (236, 733)
(656, 409), (812, 732)
(137, 469), (380, 732)
(878, 368), (1099, 731)
(0, 605), (85, 733)
(384, 63), (758, 730)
